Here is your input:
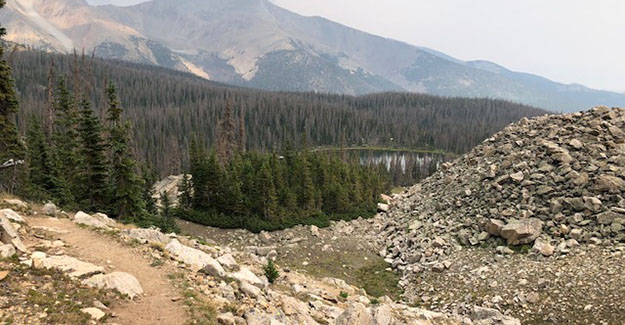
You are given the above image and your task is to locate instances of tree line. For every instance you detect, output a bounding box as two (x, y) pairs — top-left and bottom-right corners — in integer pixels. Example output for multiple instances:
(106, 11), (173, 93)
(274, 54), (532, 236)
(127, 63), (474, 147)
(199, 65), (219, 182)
(8, 50), (548, 177)
(0, 6), (175, 231)
(175, 103), (390, 232)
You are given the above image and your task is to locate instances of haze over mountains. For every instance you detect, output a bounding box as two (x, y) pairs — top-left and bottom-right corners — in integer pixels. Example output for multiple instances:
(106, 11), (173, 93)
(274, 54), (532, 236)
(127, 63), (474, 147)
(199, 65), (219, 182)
(2, 0), (624, 112)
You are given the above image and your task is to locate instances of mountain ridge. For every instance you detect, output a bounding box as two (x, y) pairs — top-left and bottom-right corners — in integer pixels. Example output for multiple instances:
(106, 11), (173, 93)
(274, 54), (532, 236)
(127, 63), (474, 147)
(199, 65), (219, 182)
(2, 0), (624, 111)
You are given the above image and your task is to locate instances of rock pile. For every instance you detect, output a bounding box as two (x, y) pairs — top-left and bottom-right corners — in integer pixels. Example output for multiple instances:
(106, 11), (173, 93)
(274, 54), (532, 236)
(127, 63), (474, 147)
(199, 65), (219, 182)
(379, 107), (625, 277)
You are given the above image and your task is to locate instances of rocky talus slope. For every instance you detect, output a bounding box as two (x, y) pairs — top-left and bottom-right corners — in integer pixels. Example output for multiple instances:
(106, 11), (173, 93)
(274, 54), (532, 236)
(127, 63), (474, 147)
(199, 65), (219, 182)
(0, 199), (520, 324)
(379, 106), (625, 323)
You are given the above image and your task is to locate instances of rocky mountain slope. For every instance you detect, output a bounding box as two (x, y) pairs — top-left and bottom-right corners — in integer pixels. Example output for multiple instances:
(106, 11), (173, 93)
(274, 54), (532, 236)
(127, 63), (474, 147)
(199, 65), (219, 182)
(0, 198), (521, 324)
(378, 106), (625, 323)
(2, 0), (624, 111)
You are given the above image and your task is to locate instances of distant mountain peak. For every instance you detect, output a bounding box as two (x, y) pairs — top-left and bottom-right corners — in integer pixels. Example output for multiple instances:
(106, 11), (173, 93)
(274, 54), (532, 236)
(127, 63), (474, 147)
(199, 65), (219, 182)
(1, 0), (623, 111)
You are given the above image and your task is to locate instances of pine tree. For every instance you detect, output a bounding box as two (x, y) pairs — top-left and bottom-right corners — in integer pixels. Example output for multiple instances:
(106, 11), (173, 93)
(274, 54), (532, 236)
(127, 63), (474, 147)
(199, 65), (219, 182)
(52, 77), (80, 206)
(216, 99), (236, 164)
(205, 150), (225, 211)
(77, 99), (109, 211)
(105, 82), (145, 220)
(0, 0), (24, 193)
(158, 190), (178, 233)
(141, 165), (158, 215)
(238, 107), (246, 152)
(298, 155), (316, 212)
(178, 173), (193, 209)
(255, 159), (278, 221)
(24, 117), (59, 200)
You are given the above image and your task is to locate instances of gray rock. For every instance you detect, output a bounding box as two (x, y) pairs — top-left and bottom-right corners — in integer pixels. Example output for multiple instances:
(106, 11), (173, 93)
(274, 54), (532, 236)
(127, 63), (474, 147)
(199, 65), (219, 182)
(240, 281), (261, 298)
(0, 244), (16, 258)
(532, 238), (554, 256)
(0, 209), (24, 223)
(165, 239), (225, 274)
(217, 254), (238, 271)
(0, 214), (27, 253)
(500, 218), (543, 245)
(40, 255), (104, 278)
(377, 203), (390, 212)
(123, 228), (171, 245)
(336, 303), (373, 325)
(217, 312), (236, 325)
(74, 211), (110, 229)
(3, 199), (28, 210)
(81, 307), (106, 320)
(230, 267), (264, 288)
(486, 219), (505, 237)
(83, 272), (144, 299)
(594, 174), (625, 193)
(42, 202), (57, 216)
(372, 305), (392, 325)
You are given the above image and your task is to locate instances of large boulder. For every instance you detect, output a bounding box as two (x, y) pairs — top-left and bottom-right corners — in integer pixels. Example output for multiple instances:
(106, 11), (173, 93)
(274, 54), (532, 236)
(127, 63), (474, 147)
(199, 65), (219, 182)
(123, 228), (171, 245)
(73, 211), (110, 230)
(83, 272), (144, 299)
(0, 244), (15, 258)
(239, 281), (261, 298)
(92, 213), (116, 227)
(0, 214), (27, 253)
(500, 218), (544, 245)
(217, 254), (238, 271)
(230, 267), (264, 288)
(0, 209), (24, 223)
(165, 239), (225, 274)
(336, 303), (373, 325)
(3, 199), (28, 210)
(40, 255), (104, 278)
(42, 202), (58, 217)
(594, 174), (625, 193)
(471, 306), (521, 325)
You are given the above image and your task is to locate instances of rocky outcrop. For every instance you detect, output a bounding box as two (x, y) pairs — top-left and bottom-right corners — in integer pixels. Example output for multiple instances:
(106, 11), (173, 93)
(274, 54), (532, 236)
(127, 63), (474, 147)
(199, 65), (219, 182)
(73, 211), (111, 229)
(378, 107), (625, 313)
(0, 213), (27, 253)
(165, 239), (225, 275)
(336, 303), (373, 325)
(83, 272), (144, 299)
(3, 199), (28, 210)
(39, 255), (104, 278)
(0, 209), (25, 223)
(123, 227), (172, 245)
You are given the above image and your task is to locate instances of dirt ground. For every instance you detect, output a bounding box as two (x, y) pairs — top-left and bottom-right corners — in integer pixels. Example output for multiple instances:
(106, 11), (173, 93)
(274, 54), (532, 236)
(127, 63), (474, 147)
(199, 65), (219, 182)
(26, 216), (189, 325)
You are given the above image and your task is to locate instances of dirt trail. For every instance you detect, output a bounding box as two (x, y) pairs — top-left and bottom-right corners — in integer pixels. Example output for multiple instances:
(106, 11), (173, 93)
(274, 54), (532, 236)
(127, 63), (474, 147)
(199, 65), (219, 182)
(26, 217), (188, 325)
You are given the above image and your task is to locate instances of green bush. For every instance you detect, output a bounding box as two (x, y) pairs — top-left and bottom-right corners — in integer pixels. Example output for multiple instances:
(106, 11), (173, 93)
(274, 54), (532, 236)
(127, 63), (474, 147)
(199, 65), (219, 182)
(263, 260), (279, 284)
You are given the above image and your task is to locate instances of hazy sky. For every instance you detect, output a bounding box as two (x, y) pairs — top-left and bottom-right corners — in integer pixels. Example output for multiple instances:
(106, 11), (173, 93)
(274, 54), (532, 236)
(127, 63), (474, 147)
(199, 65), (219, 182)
(87, 0), (625, 92)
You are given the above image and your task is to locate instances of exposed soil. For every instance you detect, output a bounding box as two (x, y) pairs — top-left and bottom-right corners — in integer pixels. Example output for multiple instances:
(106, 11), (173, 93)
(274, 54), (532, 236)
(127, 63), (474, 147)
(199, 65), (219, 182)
(26, 216), (189, 325)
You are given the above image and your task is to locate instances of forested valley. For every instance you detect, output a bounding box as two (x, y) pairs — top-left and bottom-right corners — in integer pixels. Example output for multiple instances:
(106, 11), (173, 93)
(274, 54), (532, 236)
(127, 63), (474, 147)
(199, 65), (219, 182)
(9, 50), (547, 177)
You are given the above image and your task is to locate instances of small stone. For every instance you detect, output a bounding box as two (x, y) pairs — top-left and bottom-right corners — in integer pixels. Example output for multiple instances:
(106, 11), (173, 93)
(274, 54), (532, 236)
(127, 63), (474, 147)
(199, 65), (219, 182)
(532, 238), (554, 256)
(510, 172), (524, 182)
(81, 307), (105, 320)
(526, 292), (540, 304)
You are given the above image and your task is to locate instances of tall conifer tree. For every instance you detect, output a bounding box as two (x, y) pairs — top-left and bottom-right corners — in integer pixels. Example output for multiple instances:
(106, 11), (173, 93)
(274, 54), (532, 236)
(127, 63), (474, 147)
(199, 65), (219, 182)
(77, 99), (108, 211)
(105, 82), (145, 219)
(0, 0), (24, 192)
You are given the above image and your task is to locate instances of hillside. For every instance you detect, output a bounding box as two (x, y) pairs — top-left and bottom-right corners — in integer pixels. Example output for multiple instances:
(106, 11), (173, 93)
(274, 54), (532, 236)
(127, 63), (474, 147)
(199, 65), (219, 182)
(10, 50), (546, 176)
(378, 106), (625, 323)
(1, 0), (624, 111)
(0, 199), (520, 324)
